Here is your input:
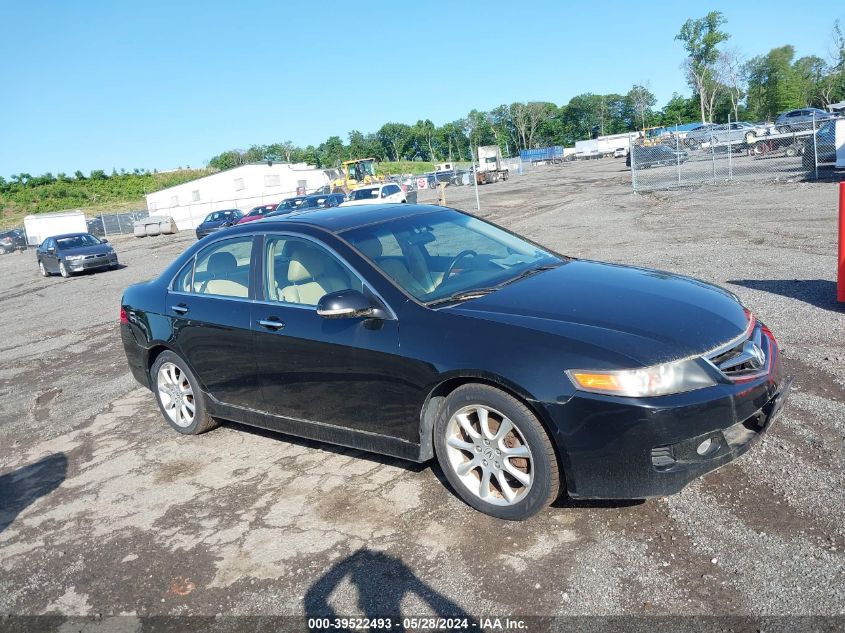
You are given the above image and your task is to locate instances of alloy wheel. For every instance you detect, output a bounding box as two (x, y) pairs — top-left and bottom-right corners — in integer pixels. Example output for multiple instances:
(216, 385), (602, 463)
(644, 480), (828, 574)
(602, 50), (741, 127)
(39, 261), (47, 277)
(59, 261), (69, 277)
(156, 362), (196, 428)
(444, 405), (534, 506)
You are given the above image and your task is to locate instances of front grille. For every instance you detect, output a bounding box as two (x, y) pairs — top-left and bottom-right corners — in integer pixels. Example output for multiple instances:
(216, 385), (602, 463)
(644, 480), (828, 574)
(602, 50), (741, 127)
(705, 319), (770, 381)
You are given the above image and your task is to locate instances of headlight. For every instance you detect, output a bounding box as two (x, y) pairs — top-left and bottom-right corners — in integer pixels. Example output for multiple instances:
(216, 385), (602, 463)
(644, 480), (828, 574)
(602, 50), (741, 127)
(65, 255), (86, 261)
(566, 358), (717, 397)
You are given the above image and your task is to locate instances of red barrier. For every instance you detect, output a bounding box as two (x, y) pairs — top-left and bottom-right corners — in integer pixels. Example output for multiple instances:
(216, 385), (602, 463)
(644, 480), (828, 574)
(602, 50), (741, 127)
(840, 182), (845, 302)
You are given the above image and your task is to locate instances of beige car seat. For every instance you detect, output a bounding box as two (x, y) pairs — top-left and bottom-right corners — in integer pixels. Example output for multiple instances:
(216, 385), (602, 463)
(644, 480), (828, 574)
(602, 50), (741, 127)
(278, 244), (349, 305)
(356, 237), (431, 296)
(199, 251), (248, 297)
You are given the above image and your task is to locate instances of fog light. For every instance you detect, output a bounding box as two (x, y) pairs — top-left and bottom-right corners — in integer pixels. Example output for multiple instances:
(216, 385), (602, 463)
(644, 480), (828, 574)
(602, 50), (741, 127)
(696, 438), (718, 456)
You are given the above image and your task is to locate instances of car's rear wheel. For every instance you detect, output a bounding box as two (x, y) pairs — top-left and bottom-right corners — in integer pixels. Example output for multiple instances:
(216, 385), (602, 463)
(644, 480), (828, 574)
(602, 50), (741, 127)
(151, 351), (217, 435)
(39, 260), (49, 277)
(433, 384), (559, 520)
(59, 261), (71, 278)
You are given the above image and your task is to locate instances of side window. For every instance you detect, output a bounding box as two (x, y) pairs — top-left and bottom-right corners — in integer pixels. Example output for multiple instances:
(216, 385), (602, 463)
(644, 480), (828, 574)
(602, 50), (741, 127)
(193, 237), (253, 298)
(172, 260), (194, 293)
(264, 236), (363, 307)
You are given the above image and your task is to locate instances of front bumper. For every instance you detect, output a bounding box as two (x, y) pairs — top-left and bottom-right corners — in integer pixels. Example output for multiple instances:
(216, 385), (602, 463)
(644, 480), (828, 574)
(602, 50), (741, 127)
(543, 361), (791, 500)
(66, 254), (118, 272)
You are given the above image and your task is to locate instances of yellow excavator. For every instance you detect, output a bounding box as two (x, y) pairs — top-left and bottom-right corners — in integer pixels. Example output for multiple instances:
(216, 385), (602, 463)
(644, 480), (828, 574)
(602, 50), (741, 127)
(331, 158), (383, 192)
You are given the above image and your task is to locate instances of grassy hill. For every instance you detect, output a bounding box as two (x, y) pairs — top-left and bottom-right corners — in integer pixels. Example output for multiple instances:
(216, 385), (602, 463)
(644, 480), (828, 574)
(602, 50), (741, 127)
(0, 169), (212, 229)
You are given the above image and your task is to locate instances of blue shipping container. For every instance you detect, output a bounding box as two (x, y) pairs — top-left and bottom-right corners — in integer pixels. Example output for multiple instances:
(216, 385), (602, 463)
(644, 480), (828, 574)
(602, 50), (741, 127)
(519, 146), (565, 162)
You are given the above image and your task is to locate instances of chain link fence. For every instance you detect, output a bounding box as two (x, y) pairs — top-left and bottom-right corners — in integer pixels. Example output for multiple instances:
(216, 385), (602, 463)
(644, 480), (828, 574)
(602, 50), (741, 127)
(86, 210), (149, 237)
(631, 113), (838, 192)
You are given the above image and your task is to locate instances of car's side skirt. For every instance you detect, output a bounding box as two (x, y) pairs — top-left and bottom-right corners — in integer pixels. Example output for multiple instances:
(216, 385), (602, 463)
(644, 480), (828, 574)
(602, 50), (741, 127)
(205, 394), (427, 463)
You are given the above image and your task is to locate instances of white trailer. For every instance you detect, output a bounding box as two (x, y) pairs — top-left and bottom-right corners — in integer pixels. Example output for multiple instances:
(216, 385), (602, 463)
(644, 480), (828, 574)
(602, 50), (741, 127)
(23, 211), (87, 246)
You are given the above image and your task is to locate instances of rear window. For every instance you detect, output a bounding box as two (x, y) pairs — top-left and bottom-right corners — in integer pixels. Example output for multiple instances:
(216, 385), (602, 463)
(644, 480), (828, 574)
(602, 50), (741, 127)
(349, 188), (380, 201)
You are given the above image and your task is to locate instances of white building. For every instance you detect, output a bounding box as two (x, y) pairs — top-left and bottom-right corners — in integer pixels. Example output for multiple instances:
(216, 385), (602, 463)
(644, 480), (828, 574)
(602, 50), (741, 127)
(145, 162), (332, 230)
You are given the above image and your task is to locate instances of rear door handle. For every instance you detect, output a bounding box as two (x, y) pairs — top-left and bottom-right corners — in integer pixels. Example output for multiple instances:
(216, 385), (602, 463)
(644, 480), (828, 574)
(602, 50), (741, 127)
(258, 319), (285, 330)
(172, 304), (189, 314)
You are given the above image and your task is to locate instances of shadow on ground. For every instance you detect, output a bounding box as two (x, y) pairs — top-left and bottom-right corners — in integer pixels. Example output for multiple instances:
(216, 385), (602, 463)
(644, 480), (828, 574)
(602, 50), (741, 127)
(304, 549), (477, 631)
(0, 452), (67, 534)
(729, 279), (843, 312)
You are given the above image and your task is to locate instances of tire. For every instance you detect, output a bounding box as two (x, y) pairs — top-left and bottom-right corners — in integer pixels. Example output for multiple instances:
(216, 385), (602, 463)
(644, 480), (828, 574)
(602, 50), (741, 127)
(433, 384), (560, 520)
(150, 351), (218, 435)
(59, 260), (71, 278)
(39, 260), (49, 277)
(785, 145), (798, 157)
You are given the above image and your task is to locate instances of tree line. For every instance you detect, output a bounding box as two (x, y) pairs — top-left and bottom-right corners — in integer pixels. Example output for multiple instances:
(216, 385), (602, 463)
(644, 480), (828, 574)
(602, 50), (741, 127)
(207, 13), (844, 170)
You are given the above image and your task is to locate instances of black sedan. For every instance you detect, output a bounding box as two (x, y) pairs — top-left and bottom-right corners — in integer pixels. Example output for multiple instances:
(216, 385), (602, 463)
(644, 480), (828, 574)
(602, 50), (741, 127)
(37, 233), (118, 278)
(120, 204), (791, 520)
(0, 229), (27, 253)
(195, 209), (243, 240)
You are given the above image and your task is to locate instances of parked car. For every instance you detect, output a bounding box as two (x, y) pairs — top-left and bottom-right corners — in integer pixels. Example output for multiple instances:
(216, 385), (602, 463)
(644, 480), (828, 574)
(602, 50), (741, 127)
(298, 193), (346, 210)
(275, 196), (309, 213)
(627, 145), (689, 169)
(0, 229), (27, 253)
(684, 123), (719, 148)
(120, 204), (791, 520)
(708, 121), (758, 146)
(802, 120), (837, 169)
(237, 204), (278, 225)
(339, 183), (406, 206)
(775, 108), (836, 133)
(37, 233), (118, 278)
(195, 209), (243, 240)
(613, 148), (627, 158)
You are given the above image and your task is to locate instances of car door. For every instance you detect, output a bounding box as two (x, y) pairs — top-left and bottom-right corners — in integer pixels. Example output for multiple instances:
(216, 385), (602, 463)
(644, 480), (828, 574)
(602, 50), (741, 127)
(41, 238), (58, 271)
(167, 235), (260, 408)
(252, 233), (416, 442)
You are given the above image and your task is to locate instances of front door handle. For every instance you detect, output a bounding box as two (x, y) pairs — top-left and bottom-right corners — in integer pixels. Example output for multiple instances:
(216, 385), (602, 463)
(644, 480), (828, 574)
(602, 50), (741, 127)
(258, 319), (285, 330)
(172, 304), (189, 314)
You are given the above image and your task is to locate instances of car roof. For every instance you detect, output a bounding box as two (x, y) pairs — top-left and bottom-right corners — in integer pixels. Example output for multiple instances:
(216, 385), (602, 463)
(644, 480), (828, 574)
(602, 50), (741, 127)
(51, 232), (94, 240)
(254, 203), (445, 233)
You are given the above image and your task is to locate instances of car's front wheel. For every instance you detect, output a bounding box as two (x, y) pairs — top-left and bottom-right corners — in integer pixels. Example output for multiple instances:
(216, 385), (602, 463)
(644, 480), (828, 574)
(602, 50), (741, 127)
(434, 384), (560, 520)
(59, 260), (71, 278)
(151, 351), (218, 435)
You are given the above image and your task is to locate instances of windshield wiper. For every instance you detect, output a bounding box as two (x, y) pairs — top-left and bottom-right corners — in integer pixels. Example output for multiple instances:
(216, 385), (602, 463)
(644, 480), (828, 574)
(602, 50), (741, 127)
(426, 263), (561, 308)
(426, 288), (498, 308)
(495, 263), (561, 288)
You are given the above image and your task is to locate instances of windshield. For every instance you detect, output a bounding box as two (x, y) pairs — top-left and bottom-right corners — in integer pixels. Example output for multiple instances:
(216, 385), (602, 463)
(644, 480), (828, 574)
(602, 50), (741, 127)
(279, 197), (306, 209)
(342, 209), (562, 302)
(349, 187), (380, 201)
(205, 211), (237, 222)
(56, 234), (101, 249)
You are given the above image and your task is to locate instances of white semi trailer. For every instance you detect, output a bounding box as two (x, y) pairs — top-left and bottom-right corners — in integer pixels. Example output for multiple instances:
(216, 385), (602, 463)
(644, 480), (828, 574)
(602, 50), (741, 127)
(23, 211), (87, 246)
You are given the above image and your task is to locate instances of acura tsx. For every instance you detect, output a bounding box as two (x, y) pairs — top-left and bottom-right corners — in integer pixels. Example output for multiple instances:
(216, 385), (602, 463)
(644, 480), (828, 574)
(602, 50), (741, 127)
(120, 204), (791, 520)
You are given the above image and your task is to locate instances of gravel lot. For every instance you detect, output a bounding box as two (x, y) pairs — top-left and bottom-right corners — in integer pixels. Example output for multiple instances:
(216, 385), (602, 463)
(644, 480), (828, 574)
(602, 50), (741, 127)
(1, 160), (843, 628)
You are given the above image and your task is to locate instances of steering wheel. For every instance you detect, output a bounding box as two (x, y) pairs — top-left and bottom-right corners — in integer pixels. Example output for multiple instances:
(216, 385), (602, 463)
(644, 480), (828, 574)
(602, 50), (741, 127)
(443, 250), (478, 281)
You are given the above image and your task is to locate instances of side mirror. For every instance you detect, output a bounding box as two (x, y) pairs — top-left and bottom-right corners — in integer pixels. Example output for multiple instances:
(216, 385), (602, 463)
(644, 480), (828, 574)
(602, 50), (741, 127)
(317, 290), (380, 319)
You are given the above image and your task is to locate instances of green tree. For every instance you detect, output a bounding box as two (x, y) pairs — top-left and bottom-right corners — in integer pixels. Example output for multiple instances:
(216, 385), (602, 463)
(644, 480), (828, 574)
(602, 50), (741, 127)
(676, 11), (730, 122)
(625, 84), (657, 130)
(377, 123), (412, 161)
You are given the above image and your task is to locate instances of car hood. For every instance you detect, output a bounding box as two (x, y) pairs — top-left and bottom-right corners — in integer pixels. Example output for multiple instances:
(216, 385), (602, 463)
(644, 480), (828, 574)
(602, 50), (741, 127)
(61, 244), (114, 256)
(449, 260), (748, 367)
